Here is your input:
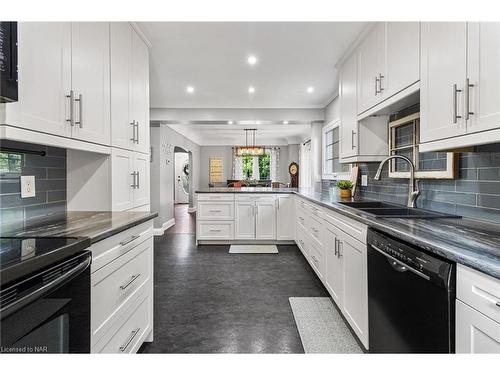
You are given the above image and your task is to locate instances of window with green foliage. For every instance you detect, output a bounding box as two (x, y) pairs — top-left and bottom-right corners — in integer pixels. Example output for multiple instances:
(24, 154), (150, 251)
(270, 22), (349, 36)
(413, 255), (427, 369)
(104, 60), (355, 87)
(240, 153), (271, 180)
(0, 152), (22, 174)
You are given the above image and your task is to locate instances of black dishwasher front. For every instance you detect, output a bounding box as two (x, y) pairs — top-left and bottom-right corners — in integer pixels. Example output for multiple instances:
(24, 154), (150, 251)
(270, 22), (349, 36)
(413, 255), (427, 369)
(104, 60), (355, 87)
(367, 229), (455, 353)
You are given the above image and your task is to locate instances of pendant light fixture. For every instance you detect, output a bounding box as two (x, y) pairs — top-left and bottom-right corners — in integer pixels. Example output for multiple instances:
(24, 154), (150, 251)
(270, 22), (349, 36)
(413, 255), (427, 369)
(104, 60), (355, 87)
(235, 128), (264, 156)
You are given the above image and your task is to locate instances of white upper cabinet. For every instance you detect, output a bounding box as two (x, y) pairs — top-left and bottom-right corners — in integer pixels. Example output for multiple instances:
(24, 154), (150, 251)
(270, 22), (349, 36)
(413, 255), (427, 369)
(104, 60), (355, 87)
(3, 23), (72, 136)
(420, 22), (500, 151)
(71, 22), (111, 145)
(339, 52), (358, 159)
(131, 30), (150, 154)
(110, 23), (133, 150)
(357, 23), (384, 114)
(382, 22), (420, 99)
(420, 22), (468, 143)
(111, 24), (150, 154)
(467, 22), (500, 134)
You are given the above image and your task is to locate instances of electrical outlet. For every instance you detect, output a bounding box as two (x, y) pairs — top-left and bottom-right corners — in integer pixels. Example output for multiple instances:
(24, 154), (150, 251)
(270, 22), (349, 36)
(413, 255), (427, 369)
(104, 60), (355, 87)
(20, 175), (36, 198)
(361, 174), (368, 186)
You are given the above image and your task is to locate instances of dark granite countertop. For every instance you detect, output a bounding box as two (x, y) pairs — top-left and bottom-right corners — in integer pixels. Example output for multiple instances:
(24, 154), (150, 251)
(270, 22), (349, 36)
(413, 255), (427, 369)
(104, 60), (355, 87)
(197, 187), (500, 279)
(1, 211), (158, 244)
(196, 187), (298, 194)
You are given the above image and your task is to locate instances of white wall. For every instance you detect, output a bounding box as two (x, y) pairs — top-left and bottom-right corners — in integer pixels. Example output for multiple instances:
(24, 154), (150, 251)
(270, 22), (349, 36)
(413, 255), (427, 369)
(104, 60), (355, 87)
(150, 125), (201, 230)
(310, 121), (324, 190)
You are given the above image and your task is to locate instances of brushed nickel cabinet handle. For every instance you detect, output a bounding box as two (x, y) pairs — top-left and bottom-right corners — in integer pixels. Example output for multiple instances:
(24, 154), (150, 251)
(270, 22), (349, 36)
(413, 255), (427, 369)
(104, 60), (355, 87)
(378, 73), (385, 92)
(209, 209), (222, 213)
(119, 328), (140, 352)
(334, 238), (338, 256)
(209, 229), (222, 232)
(135, 121), (140, 144)
(75, 94), (83, 128)
(66, 90), (75, 126)
(130, 171), (137, 188)
(120, 274), (141, 290)
(375, 76), (379, 95)
(453, 84), (462, 124)
(119, 235), (140, 246)
(136, 171), (140, 189)
(130, 121), (136, 142)
(351, 130), (357, 149)
(465, 78), (474, 120)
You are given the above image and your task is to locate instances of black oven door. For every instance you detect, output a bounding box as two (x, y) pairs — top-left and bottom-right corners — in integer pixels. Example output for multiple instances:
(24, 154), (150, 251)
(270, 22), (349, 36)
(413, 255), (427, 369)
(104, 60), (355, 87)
(0, 252), (91, 354)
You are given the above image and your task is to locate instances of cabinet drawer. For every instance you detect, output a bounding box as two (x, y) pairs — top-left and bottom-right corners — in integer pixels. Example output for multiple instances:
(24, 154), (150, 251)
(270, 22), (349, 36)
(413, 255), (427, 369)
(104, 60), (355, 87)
(323, 210), (367, 244)
(90, 220), (153, 273)
(308, 214), (323, 248)
(309, 241), (325, 281)
(197, 201), (234, 220)
(457, 264), (500, 324)
(96, 293), (152, 353)
(296, 210), (308, 231)
(91, 238), (152, 344)
(235, 194), (275, 201)
(296, 225), (310, 257)
(197, 194), (234, 201)
(197, 221), (234, 240)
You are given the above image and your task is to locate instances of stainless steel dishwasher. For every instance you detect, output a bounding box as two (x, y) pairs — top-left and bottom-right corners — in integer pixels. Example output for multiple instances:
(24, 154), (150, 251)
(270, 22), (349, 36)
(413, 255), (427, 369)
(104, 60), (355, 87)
(367, 228), (455, 353)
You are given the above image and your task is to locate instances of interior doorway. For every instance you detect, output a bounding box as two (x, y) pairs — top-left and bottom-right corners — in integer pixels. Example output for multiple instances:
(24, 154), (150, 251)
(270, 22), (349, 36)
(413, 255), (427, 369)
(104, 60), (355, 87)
(169, 147), (195, 234)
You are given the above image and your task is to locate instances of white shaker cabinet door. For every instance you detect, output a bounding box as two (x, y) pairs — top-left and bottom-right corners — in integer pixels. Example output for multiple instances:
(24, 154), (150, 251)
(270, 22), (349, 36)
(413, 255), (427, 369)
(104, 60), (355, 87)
(131, 30), (150, 155)
(420, 22), (467, 143)
(110, 22), (134, 151)
(235, 202), (255, 240)
(324, 224), (343, 308)
(357, 23), (384, 114)
(467, 22), (500, 134)
(255, 199), (277, 240)
(276, 195), (294, 240)
(339, 52), (358, 159)
(383, 22), (420, 99)
(456, 300), (500, 353)
(111, 148), (134, 211)
(71, 22), (111, 145)
(5, 22), (72, 136)
(133, 152), (150, 208)
(340, 231), (369, 349)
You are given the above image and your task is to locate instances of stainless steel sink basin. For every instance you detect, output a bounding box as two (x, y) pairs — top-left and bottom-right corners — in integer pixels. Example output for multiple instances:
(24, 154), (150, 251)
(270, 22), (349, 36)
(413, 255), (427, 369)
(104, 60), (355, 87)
(338, 201), (461, 219)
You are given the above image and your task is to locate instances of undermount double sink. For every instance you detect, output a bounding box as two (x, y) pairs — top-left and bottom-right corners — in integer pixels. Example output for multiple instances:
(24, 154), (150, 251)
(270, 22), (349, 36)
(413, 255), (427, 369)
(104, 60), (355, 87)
(338, 201), (461, 219)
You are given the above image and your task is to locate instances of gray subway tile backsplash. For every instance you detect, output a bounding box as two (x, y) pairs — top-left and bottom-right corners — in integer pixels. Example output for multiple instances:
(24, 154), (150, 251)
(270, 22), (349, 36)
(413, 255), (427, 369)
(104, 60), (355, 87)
(0, 140), (67, 229)
(323, 143), (500, 224)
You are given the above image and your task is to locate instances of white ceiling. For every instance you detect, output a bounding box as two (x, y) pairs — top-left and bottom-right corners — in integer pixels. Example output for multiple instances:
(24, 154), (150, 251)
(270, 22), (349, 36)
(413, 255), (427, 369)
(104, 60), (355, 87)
(165, 121), (312, 146)
(140, 22), (367, 109)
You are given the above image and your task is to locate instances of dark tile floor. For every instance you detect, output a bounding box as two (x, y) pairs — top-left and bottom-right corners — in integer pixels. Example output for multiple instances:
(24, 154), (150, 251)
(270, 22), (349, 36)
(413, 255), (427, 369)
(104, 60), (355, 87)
(139, 233), (328, 353)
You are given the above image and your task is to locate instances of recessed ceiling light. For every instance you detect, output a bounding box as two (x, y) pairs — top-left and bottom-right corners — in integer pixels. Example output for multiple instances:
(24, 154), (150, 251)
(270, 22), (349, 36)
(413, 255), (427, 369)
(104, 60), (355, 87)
(186, 86), (195, 94)
(228, 120), (234, 125)
(247, 55), (258, 65)
(307, 86), (314, 94)
(248, 86), (255, 94)
(283, 120), (289, 125)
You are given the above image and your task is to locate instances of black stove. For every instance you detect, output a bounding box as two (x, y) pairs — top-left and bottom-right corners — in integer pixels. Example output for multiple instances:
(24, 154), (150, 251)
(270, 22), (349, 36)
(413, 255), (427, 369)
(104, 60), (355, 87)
(0, 236), (91, 288)
(0, 236), (92, 353)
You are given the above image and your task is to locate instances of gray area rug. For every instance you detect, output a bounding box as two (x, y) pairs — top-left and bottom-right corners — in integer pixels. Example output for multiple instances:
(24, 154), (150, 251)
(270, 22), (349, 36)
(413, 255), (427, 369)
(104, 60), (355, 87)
(229, 245), (278, 254)
(289, 297), (363, 353)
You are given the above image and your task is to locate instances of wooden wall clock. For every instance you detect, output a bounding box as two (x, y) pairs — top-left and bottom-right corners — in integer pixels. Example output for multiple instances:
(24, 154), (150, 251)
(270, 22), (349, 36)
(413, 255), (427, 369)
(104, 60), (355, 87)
(289, 162), (299, 188)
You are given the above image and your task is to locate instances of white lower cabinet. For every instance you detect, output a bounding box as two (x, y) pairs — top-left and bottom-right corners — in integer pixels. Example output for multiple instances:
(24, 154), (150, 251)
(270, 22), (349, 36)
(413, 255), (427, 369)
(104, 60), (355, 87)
(339, 231), (369, 349)
(235, 201), (255, 239)
(456, 300), (500, 353)
(255, 199), (276, 240)
(456, 264), (500, 353)
(90, 220), (154, 353)
(298, 196), (369, 350)
(276, 194), (294, 240)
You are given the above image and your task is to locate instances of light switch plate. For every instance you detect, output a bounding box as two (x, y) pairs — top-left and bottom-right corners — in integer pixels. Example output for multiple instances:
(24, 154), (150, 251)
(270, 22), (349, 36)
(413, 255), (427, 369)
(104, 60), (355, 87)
(361, 174), (368, 186)
(20, 175), (36, 198)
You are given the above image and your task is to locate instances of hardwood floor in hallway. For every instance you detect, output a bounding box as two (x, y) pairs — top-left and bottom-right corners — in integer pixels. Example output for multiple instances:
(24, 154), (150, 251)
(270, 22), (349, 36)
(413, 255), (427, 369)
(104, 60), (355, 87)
(139, 233), (329, 353)
(166, 204), (196, 234)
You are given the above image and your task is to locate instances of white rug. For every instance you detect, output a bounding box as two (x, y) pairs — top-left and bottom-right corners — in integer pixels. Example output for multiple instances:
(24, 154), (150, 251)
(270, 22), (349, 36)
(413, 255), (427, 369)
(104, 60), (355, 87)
(289, 297), (363, 353)
(229, 245), (279, 254)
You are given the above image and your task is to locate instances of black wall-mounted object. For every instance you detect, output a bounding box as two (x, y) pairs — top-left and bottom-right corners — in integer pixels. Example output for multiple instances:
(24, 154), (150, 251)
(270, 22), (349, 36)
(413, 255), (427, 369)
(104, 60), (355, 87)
(0, 22), (18, 103)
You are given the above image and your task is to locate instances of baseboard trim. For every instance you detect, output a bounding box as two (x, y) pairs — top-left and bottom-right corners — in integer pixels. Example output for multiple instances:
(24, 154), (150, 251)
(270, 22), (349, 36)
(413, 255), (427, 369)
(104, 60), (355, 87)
(187, 207), (196, 213)
(153, 218), (175, 236)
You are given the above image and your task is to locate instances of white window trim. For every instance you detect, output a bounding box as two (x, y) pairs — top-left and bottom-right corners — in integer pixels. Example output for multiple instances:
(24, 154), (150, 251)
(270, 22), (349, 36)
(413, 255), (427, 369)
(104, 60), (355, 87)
(322, 120), (351, 180)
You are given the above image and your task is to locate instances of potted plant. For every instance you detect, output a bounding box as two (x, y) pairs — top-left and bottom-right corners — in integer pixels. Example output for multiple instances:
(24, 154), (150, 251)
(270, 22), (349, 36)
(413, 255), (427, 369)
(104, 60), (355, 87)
(337, 180), (353, 199)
